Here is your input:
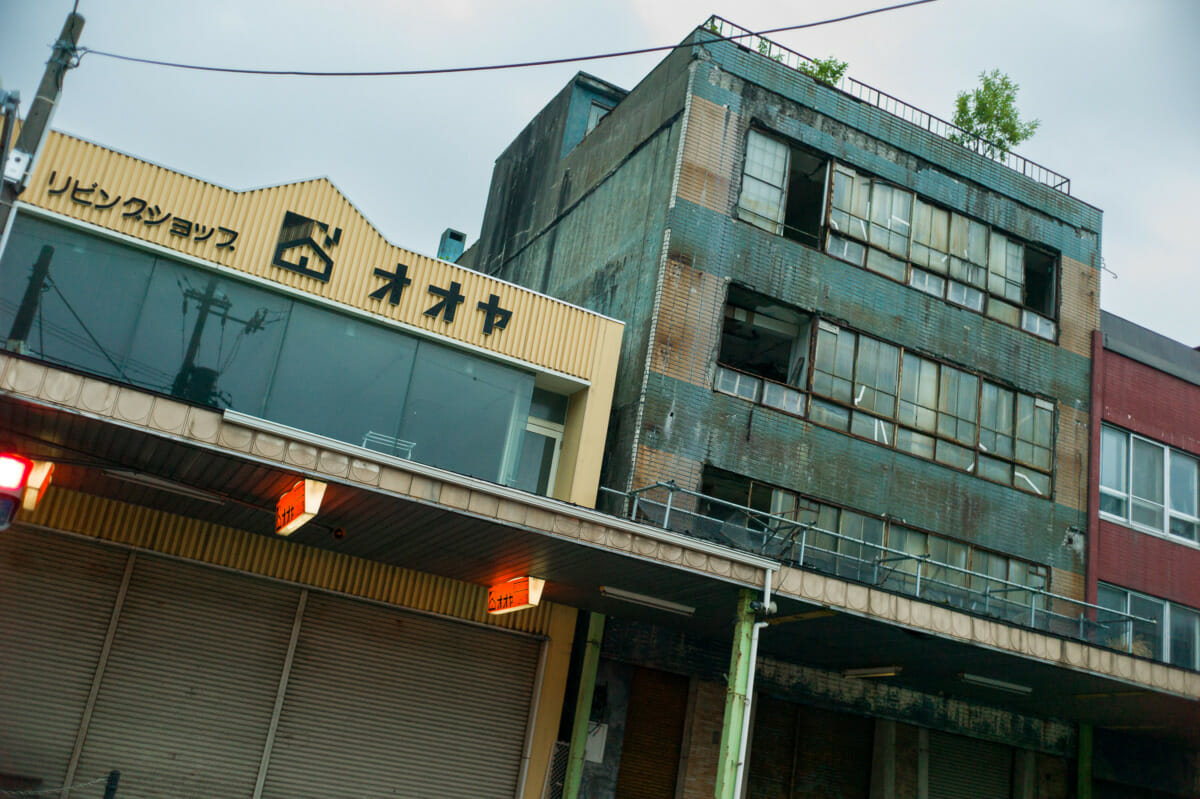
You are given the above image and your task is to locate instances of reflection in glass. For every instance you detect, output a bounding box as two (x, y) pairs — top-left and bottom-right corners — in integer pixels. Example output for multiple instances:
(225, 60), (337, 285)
(0, 215), (154, 380)
(264, 301), (416, 452)
(399, 341), (533, 485)
(0, 214), (544, 492)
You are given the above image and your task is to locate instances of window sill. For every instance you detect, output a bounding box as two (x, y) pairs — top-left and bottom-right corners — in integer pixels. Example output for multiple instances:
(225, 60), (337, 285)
(1098, 513), (1200, 551)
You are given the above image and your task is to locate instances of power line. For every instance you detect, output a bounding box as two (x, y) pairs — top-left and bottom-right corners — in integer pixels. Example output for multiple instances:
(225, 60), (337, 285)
(76, 1), (937, 77)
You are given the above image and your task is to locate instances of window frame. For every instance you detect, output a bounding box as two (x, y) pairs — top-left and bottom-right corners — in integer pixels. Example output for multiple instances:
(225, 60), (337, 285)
(1098, 582), (1200, 670)
(712, 294), (1057, 497)
(733, 129), (1062, 342)
(809, 321), (1055, 496)
(714, 287), (812, 418)
(1099, 424), (1200, 546)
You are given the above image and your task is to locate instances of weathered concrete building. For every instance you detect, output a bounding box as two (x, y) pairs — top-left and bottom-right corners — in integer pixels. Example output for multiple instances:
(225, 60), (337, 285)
(0, 129), (786, 799)
(468, 17), (1199, 799)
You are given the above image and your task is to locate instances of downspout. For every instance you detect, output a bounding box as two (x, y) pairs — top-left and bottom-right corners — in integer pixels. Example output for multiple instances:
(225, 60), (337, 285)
(733, 568), (775, 799)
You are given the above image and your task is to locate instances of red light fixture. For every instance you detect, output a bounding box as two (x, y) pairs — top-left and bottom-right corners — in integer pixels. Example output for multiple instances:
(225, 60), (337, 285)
(0, 454), (32, 491)
(0, 454), (33, 531)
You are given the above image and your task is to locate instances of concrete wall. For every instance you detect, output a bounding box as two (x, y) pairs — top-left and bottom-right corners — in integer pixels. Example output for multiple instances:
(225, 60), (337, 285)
(471, 50), (695, 495)
(636, 49), (1100, 577)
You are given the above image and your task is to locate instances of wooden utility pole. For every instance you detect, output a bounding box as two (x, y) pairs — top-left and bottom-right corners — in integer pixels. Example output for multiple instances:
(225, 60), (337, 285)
(0, 12), (85, 245)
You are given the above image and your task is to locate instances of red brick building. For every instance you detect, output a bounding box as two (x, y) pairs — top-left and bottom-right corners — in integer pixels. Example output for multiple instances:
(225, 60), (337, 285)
(1090, 311), (1200, 669)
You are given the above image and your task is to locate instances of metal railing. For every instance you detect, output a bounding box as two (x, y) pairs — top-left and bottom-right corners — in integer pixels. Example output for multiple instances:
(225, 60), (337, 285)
(700, 16), (1072, 195)
(598, 482), (1156, 653)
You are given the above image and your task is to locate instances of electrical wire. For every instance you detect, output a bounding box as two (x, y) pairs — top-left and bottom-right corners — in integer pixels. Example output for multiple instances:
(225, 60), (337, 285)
(76, 0), (937, 77)
(0, 773), (106, 796)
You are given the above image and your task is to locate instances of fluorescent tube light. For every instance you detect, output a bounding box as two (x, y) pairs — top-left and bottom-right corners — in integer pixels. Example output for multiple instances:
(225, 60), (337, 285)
(104, 469), (225, 504)
(599, 586), (695, 617)
(960, 672), (1033, 695)
(842, 666), (902, 678)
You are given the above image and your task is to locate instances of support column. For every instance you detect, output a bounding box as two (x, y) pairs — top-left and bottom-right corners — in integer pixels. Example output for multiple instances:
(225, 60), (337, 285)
(715, 590), (756, 799)
(1077, 723), (1093, 799)
(562, 612), (605, 799)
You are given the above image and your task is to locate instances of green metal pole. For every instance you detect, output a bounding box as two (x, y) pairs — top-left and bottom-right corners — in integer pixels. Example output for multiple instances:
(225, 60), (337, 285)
(1076, 723), (1093, 799)
(563, 612), (605, 799)
(715, 590), (756, 799)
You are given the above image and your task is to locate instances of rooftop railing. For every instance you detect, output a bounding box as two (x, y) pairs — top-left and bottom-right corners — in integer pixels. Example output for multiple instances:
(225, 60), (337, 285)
(701, 15), (1072, 195)
(598, 482), (1154, 654)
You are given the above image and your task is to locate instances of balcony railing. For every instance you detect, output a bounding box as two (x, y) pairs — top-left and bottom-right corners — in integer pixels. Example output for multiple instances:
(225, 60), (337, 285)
(701, 15), (1072, 195)
(598, 481), (1154, 653)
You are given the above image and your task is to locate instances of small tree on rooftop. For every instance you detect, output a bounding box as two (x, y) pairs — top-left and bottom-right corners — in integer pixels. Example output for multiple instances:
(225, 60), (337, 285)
(797, 56), (848, 86)
(950, 69), (1040, 159)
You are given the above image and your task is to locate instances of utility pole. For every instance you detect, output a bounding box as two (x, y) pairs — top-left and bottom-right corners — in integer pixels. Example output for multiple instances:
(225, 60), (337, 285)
(0, 12), (86, 247)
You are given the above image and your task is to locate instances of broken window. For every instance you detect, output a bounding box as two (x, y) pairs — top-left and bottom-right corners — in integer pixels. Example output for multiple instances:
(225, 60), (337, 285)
(829, 167), (913, 259)
(738, 130), (828, 248)
(934, 366), (979, 471)
(978, 382), (1016, 484)
(736, 130), (1063, 340)
(810, 322), (897, 444)
(806, 324), (1054, 494)
(715, 286), (811, 416)
(699, 468), (822, 553)
(715, 300), (1055, 494)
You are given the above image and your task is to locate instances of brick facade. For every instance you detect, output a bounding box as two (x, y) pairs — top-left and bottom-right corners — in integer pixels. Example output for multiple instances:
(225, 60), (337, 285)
(1092, 344), (1200, 608)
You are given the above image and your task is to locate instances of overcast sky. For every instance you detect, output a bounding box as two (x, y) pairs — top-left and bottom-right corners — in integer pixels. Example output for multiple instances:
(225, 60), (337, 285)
(2, 0), (1197, 345)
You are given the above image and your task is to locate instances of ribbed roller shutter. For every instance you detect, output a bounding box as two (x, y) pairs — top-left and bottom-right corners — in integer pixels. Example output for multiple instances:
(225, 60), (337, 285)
(746, 697), (873, 799)
(746, 695), (798, 799)
(0, 529), (127, 793)
(613, 667), (690, 799)
(928, 730), (1013, 799)
(260, 591), (540, 799)
(71, 554), (302, 798)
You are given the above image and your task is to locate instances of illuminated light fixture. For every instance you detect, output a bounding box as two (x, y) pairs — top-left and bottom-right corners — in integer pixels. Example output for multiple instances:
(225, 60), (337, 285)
(104, 469), (225, 504)
(22, 461), (55, 511)
(960, 672), (1033, 696)
(842, 665), (902, 679)
(275, 478), (327, 536)
(487, 576), (546, 615)
(0, 453), (32, 491)
(599, 586), (695, 617)
(0, 453), (33, 531)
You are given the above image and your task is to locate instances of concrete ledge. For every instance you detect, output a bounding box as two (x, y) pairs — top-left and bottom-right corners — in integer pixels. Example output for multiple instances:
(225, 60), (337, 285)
(774, 563), (1200, 700)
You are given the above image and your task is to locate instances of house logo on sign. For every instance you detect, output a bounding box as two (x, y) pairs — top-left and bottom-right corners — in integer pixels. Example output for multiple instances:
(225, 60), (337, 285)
(272, 211), (342, 282)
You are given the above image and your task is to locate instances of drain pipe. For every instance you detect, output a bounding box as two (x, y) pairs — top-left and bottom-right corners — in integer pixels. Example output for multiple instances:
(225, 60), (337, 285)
(733, 568), (775, 799)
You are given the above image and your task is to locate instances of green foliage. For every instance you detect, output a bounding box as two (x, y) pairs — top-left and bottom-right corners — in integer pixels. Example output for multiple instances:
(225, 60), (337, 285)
(950, 69), (1040, 159)
(756, 39), (784, 63)
(797, 56), (848, 86)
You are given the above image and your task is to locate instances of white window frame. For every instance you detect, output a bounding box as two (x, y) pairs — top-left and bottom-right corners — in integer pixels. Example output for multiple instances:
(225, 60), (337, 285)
(1100, 424), (1200, 547)
(522, 416), (564, 497)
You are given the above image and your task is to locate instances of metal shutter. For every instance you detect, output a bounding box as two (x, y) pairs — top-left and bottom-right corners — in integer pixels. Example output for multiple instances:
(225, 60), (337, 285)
(613, 667), (690, 799)
(0, 529), (127, 793)
(929, 730), (1013, 799)
(746, 695), (798, 799)
(259, 591), (540, 799)
(71, 554), (302, 798)
(746, 697), (873, 799)
(793, 704), (873, 799)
